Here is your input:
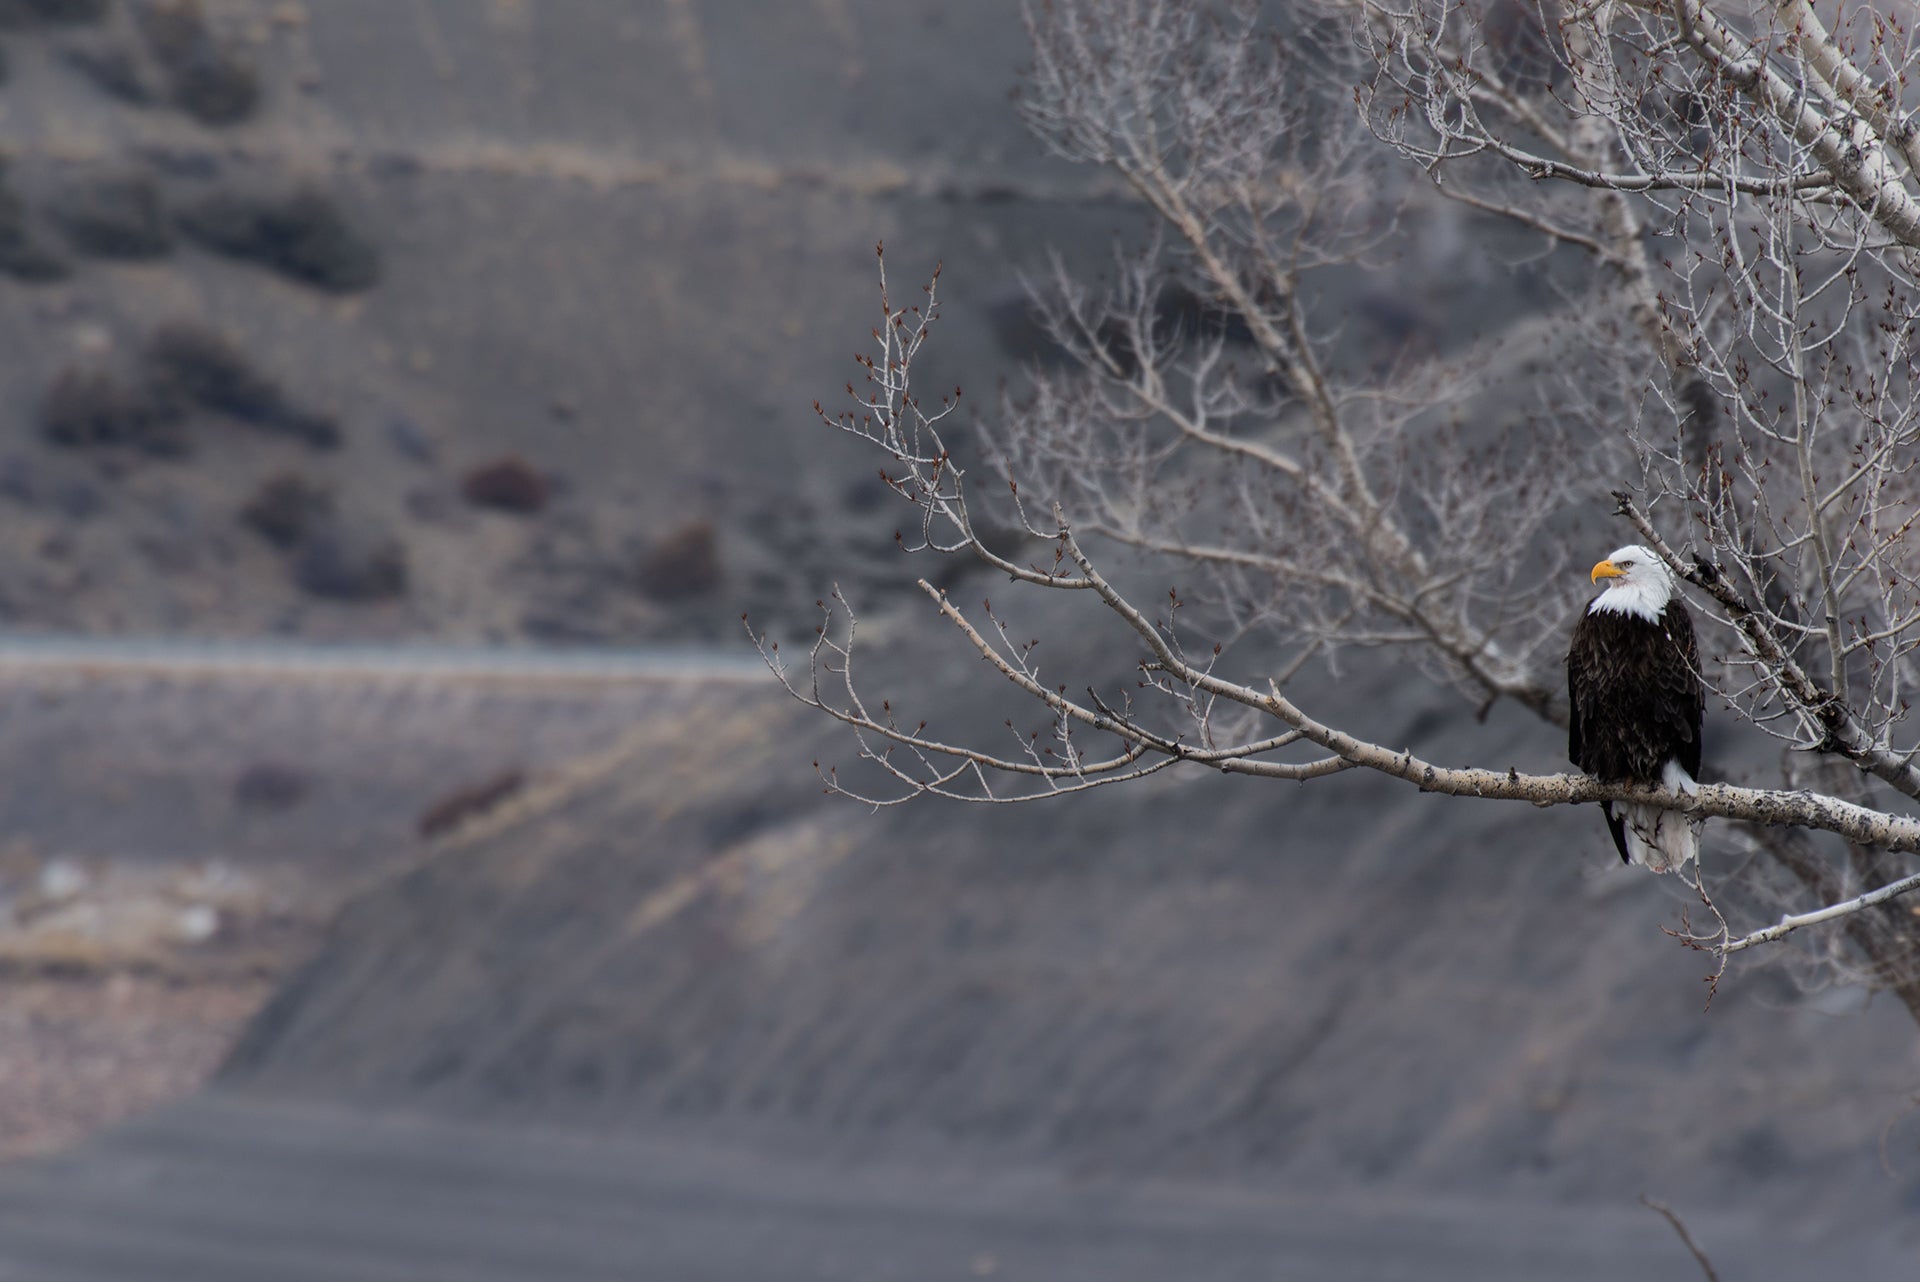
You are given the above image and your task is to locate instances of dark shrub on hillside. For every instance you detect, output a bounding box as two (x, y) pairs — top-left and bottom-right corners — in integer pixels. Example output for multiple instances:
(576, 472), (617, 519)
(49, 173), (172, 259)
(0, 166), (71, 283)
(0, 0), (109, 27)
(177, 187), (379, 292)
(0, 455), (33, 504)
(293, 522), (407, 601)
(0, 231), (67, 281)
(284, 409), (342, 450)
(32, 0), (106, 22)
(0, 168), (20, 245)
(416, 769), (526, 840)
(635, 519), (720, 601)
(142, 323), (339, 448)
(41, 366), (187, 454)
(240, 472), (333, 550)
(0, 239), (68, 281)
(143, 323), (277, 416)
(61, 40), (157, 106)
(165, 44), (257, 125)
(233, 761), (310, 811)
(135, 0), (258, 124)
(460, 455), (548, 514)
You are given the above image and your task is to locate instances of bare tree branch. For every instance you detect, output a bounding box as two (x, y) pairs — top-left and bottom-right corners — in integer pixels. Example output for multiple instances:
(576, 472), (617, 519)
(1639, 1195), (1723, 1282)
(785, 0), (1920, 998)
(1723, 867), (1920, 953)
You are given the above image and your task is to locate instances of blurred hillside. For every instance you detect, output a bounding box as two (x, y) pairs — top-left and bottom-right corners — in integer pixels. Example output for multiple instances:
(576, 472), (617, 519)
(0, 0), (1536, 645)
(0, 0), (1153, 643)
(0, 3), (1917, 1279)
(219, 665), (1920, 1228)
(3, 653), (1916, 1276)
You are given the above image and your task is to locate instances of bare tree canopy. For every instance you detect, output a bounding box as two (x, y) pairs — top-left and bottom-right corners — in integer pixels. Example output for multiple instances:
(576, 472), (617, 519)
(758, 0), (1920, 1010)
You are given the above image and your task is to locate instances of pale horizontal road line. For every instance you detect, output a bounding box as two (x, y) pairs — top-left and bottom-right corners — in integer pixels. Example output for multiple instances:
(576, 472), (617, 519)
(6, 132), (1140, 203)
(0, 635), (769, 686)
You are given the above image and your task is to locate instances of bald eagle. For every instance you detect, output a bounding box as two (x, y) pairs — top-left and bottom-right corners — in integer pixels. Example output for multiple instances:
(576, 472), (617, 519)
(1566, 545), (1704, 872)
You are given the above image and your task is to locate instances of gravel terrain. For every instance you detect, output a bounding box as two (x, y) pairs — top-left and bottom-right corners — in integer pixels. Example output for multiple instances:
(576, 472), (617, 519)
(0, 976), (269, 1162)
(0, 656), (756, 1164)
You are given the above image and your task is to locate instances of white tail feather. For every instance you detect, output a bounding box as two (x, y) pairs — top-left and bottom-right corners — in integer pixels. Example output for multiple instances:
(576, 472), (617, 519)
(1622, 760), (1700, 873)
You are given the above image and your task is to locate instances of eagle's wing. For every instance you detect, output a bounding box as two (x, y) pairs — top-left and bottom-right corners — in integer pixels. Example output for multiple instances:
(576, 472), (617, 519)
(1661, 603), (1705, 781)
(1600, 800), (1631, 864)
(1566, 650), (1585, 768)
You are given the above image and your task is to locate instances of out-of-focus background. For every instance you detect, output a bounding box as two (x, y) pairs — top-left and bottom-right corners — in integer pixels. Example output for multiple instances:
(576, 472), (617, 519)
(0, 2), (1915, 1278)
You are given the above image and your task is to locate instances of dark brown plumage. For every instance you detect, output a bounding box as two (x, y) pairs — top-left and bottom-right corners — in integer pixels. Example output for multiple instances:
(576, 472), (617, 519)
(1567, 551), (1704, 866)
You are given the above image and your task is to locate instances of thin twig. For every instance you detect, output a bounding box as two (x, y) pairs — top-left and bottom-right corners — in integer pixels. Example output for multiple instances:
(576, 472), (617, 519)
(1639, 1195), (1722, 1282)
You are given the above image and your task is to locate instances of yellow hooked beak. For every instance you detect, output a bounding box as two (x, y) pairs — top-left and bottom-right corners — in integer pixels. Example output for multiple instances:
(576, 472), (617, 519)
(1590, 559), (1625, 583)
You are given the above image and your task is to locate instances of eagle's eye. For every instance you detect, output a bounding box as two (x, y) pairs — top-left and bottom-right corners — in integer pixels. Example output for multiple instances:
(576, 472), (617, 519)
(1617, 559), (1636, 568)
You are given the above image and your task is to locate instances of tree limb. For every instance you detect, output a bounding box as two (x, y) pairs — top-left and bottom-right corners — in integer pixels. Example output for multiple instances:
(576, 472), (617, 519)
(1722, 867), (1920, 953)
(1615, 493), (1920, 800)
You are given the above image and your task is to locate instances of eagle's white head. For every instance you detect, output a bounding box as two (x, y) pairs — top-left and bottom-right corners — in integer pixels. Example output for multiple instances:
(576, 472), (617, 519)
(1588, 544), (1675, 622)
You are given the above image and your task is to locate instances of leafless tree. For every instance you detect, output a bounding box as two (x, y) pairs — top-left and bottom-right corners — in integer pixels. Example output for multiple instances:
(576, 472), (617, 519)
(755, 0), (1920, 1014)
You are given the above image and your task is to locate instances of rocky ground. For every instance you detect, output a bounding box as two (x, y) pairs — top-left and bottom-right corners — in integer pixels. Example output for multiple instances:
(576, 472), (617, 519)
(0, 974), (268, 1161)
(0, 659), (752, 1163)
